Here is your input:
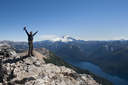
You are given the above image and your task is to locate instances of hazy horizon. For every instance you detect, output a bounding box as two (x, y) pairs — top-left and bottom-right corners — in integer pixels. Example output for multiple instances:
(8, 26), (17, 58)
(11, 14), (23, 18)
(0, 34), (127, 42)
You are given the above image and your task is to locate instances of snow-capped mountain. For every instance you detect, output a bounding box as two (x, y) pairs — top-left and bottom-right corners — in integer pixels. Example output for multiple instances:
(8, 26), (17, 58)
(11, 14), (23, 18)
(50, 35), (79, 43)
(50, 35), (127, 43)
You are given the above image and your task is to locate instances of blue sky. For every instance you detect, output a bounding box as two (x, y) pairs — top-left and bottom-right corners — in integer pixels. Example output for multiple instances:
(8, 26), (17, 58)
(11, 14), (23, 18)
(0, 0), (128, 41)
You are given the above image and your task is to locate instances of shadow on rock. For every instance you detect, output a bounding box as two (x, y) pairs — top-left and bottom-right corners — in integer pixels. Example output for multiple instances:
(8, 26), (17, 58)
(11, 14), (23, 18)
(3, 55), (30, 64)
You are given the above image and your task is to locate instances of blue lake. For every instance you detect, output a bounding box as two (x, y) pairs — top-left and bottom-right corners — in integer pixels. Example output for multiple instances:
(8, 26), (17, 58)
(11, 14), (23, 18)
(65, 59), (128, 85)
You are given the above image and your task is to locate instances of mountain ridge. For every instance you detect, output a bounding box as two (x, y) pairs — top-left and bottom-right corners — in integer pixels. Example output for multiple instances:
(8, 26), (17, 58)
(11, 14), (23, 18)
(1, 37), (128, 78)
(50, 35), (127, 42)
(0, 48), (114, 85)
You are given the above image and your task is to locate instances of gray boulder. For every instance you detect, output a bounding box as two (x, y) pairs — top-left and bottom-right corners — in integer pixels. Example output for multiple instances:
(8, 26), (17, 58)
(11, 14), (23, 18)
(0, 50), (100, 85)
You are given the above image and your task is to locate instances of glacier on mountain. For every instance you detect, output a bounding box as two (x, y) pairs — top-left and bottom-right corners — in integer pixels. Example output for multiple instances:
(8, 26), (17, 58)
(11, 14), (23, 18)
(50, 35), (78, 43)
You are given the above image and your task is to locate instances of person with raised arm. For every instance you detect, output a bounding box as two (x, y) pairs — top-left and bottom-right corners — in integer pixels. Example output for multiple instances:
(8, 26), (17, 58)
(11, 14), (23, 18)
(24, 27), (38, 56)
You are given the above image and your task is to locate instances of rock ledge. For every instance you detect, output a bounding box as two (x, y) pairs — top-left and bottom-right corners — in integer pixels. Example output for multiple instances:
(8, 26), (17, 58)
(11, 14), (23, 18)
(0, 50), (100, 85)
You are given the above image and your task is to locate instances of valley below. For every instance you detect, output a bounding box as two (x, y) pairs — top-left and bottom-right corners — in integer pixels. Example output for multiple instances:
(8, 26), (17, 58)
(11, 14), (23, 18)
(65, 59), (128, 85)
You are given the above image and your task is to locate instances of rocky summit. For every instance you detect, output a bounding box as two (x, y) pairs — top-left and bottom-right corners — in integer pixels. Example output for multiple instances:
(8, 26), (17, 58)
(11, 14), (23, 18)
(0, 49), (100, 85)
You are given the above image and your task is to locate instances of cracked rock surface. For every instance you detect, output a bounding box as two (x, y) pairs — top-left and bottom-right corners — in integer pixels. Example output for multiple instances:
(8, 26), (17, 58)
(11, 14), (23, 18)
(0, 49), (100, 85)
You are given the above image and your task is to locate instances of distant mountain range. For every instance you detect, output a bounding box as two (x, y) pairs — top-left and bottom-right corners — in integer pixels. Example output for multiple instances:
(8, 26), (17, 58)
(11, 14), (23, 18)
(55, 44), (86, 61)
(49, 35), (127, 42)
(1, 35), (128, 77)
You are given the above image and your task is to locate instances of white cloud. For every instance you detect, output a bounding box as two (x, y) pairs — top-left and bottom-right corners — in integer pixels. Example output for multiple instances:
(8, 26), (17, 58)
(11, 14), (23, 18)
(37, 35), (128, 41)
(93, 37), (128, 41)
(76, 37), (110, 41)
(114, 37), (127, 40)
(39, 35), (57, 40)
(77, 37), (128, 41)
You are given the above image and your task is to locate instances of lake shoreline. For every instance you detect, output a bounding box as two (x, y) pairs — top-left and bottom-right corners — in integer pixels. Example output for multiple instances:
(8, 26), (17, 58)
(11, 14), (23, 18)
(86, 60), (128, 81)
(64, 59), (128, 85)
(69, 59), (128, 80)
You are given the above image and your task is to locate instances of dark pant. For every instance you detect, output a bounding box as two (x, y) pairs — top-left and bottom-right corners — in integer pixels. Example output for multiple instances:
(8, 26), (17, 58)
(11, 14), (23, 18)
(28, 42), (33, 56)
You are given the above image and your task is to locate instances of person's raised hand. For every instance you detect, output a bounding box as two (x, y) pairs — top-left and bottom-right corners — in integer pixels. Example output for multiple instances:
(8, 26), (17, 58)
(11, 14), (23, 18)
(24, 27), (26, 30)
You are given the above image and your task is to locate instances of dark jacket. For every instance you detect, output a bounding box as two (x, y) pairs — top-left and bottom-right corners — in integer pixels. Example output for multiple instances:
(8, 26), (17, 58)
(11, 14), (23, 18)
(24, 28), (38, 41)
